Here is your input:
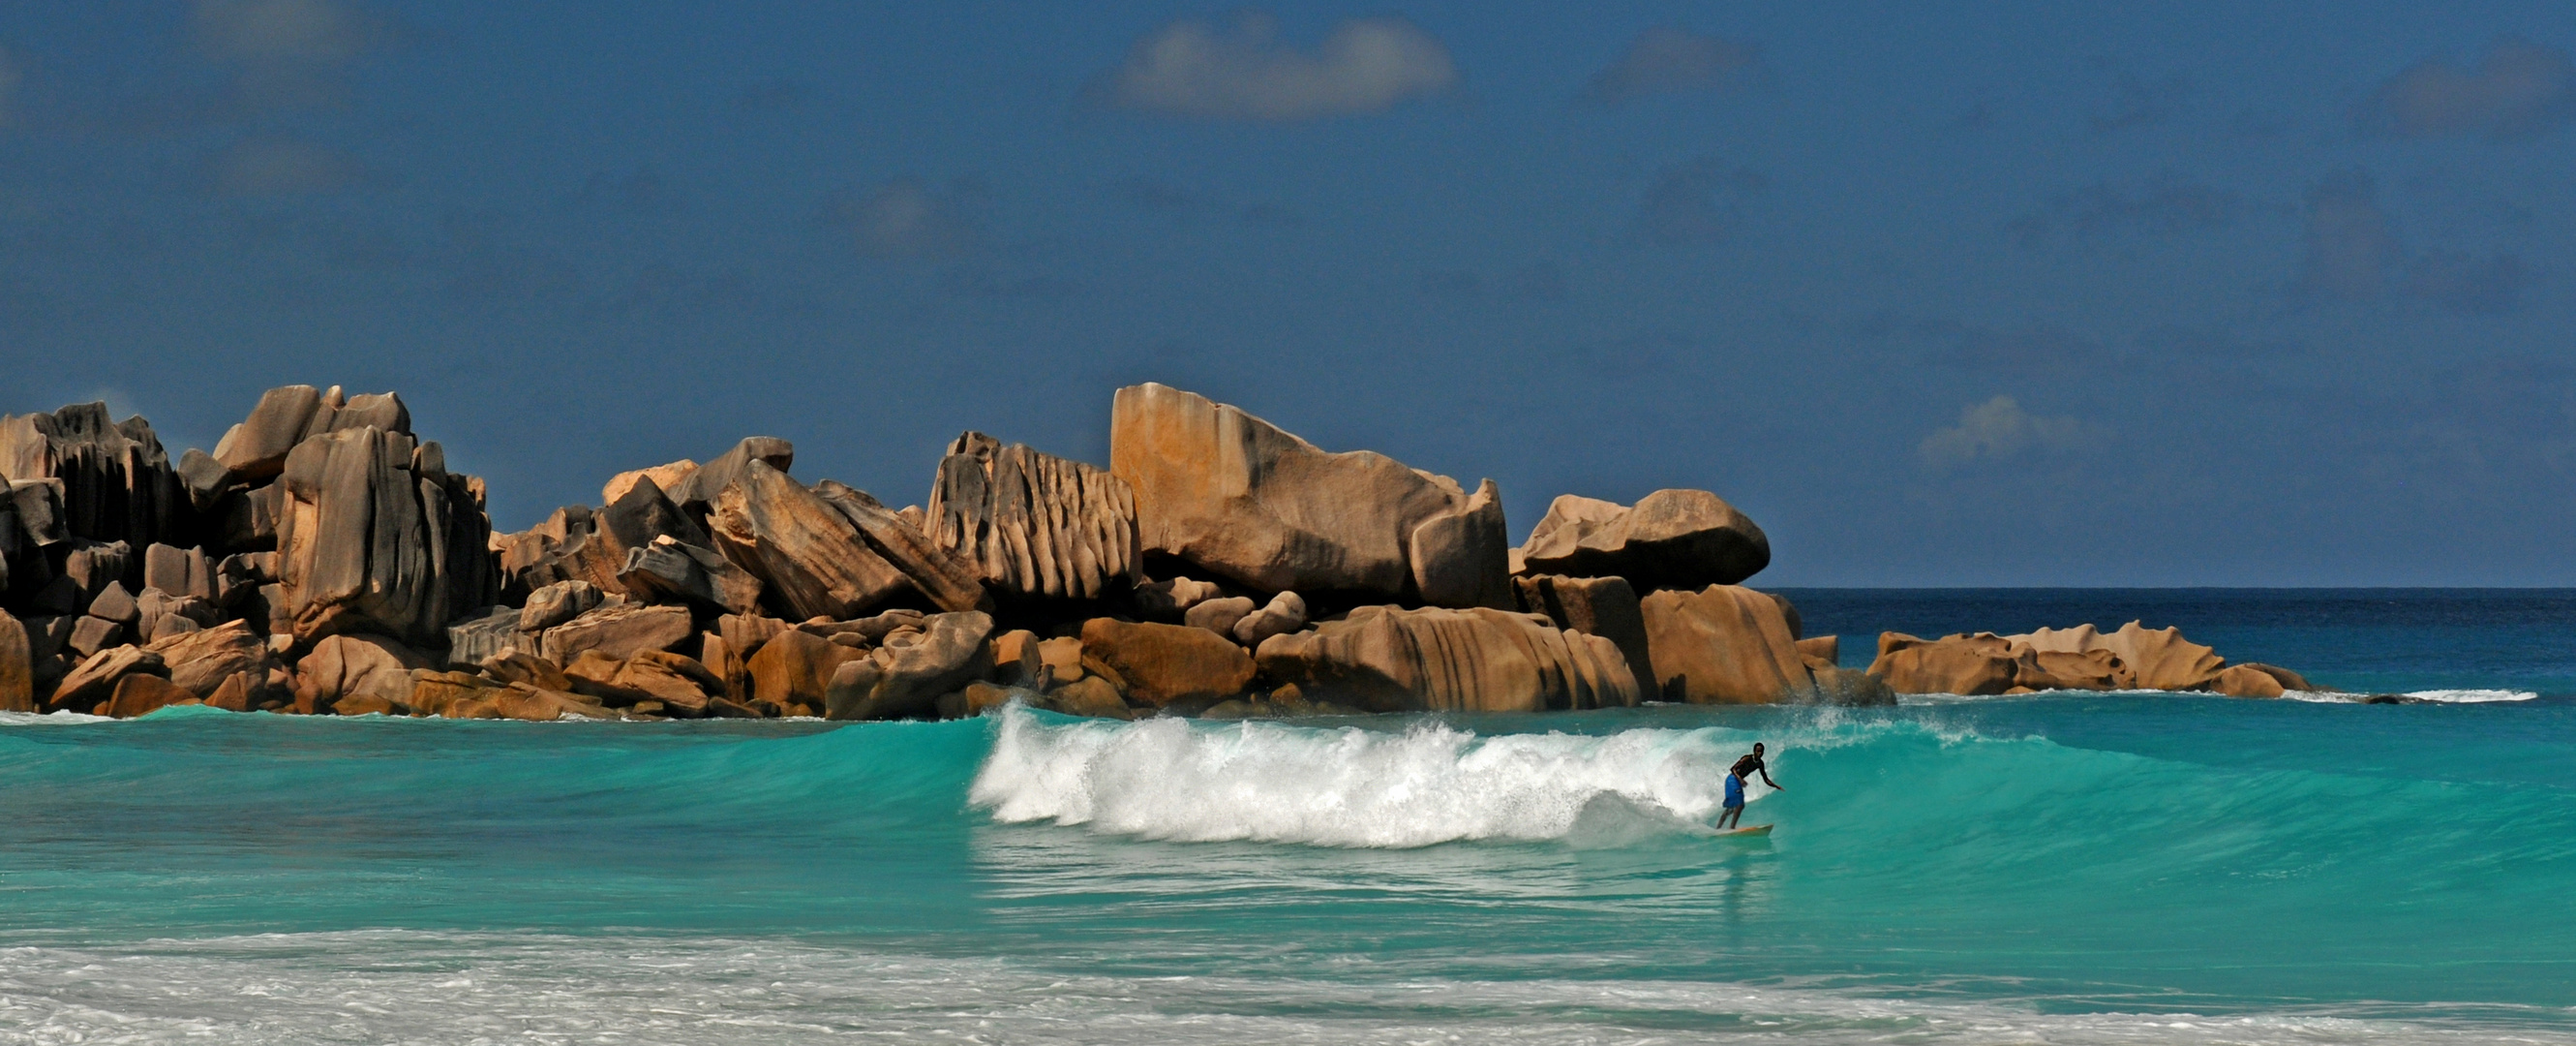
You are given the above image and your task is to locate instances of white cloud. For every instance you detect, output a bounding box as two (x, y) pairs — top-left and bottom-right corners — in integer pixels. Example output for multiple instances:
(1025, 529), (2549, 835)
(212, 137), (361, 196)
(1093, 13), (1456, 121)
(2358, 37), (2576, 140)
(1920, 396), (2084, 473)
(1581, 26), (1766, 106)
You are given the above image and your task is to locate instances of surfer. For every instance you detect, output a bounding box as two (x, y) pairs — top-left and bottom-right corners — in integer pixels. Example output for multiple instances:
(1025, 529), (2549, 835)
(1716, 743), (1780, 830)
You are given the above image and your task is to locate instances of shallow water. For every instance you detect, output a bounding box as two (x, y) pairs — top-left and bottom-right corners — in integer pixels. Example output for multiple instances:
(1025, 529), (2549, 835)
(5, 591), (2575, 1044)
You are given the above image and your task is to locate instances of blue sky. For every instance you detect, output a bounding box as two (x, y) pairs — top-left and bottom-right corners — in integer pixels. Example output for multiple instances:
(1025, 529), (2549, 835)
(2, 2), (2571, 585)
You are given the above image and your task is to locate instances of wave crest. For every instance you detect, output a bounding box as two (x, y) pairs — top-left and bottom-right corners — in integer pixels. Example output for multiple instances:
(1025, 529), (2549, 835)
(967, 707), (1759, 847)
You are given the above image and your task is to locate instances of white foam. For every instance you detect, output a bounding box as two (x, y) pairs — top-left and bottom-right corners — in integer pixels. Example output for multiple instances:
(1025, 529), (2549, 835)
(0, 931), (2561, 1046)
(968, 707), (1763, 847)
(2284, 689), (2539, 704)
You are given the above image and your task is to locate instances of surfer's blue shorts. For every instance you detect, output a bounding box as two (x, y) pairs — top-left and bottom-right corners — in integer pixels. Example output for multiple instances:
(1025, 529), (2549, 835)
(1723, 774), (1744, 809)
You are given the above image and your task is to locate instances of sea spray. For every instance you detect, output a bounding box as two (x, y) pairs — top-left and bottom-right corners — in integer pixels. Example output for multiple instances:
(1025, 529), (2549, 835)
(969, 705), (1765, 846)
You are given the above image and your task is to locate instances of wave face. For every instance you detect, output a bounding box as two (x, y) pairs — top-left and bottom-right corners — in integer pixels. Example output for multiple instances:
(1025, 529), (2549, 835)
(6, 691), (2576, 1042)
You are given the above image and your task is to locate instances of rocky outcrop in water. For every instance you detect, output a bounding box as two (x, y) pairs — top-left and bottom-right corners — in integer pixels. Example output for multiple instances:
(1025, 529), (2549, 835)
(0, 380), (2329, 721)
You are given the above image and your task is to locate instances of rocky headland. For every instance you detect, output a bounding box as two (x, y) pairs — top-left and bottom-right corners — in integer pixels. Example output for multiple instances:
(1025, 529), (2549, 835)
(0, 383), (2314, 720)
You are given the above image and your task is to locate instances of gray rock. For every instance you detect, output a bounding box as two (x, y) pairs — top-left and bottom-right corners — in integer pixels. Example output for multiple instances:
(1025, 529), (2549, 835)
(1134, 576), (1222, 620)
(539, 602), (693, 664)
(1183, 595), (1257, 638)
(143, 543), (215, 600)
(824, 610), (995, 720)
(445, 605), (526, 667)
(0, 403), (188, 552)
(1231, 591), (1309, 648)
(1513, 489), (1771, 593)
(275, 426), (498, 647)
(86, 582), (139, 627)
(68, 615), (123, 659)
(520, 579), (606, 632)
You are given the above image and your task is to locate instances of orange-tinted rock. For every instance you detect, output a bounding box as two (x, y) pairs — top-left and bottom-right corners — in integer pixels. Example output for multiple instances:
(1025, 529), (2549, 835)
(602, 459), (699, 509)
(1252, 605), (1638, 713)
(493, 686), (613, 722)
(204, 671), (256, 712)
(2213, 662), (2313, 698)
(105, 673), (197, 718)
(1868, 632), (2019, 696)
(1515, 574), (1655, 702)
(274, 425), (497, 647)
(1512, 489), (1769, 592)
(0, 610), (32, 713)
(1794, 634), (1839, 667)
(1036, 635), (1083, 688)
(989, 629), (1044, 688)
(812, 479), (988, 613)
(1183, 596), (1257, 638)
(1046, 675), (1133, 718)
(1081, 618), (1257, 707)
(2007, 622), (2225, 692)
(745, 629), (865, 716)
(147, 620), (271, 697)
(1109, 383), (1508, 606)
(401, 669), (500, 716)
(925, 432), (1138, 602)
(1638, 585), (1818, 704)
(2014, 648), (2130, 692)
(50, 645), (167, 714)
(1231, 591), (1309, 648)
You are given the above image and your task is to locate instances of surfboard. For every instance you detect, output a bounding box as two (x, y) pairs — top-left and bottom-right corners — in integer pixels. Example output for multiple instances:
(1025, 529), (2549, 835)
(1716, 824), (1773, 837)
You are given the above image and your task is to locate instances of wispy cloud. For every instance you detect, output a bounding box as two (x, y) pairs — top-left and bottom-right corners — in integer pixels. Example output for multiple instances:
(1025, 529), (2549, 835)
(2007, 172), (2255, 247)
(1628, 158), (1765, 246)
(1920, 396), (2086, 473)
(2295, 169), (2523, 314)
(826, 179), (983, 260)
(1580, 26), (1767, 106)
(2357, 37), (2576, 140)
(210, 137), (363, 196)
(1089, 13), (1456, 121)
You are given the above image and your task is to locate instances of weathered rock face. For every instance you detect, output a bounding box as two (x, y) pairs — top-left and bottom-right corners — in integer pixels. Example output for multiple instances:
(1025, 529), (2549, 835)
(292, 633), (429, 714)
(1184, 595), (1257, 638)
(824, 610), (996, 720)
(812, 480), (987, 613)
(1514, 574), (1654, 702)
(1109, 383), (1509, 606)
(1868, 632), (2020, 696)
(0, 403), (189, 555)
(1080, 618), (1257, 707)
(710, 461), (911, 622)
(925, 431), (1138, 602)
(670, 437), (794, 519)
(538, 602), (693, 664)
(1512, 489), (1770, 593)
(602, 460), (698, 509)
(444, 605), (524, 666)
(1638, 585), (1821, 704)
(2007, 622), (2226, 692)
(618, 535), (765, 614)
(147, 620), (272, 698)
(1134, 575), (1222, 621)
(275, 427), (497, 649)
(1253, 605), (1639, 713)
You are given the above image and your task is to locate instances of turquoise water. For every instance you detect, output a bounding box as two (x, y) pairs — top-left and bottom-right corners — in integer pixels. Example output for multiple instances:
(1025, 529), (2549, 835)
(5, 592), (2576, 1043)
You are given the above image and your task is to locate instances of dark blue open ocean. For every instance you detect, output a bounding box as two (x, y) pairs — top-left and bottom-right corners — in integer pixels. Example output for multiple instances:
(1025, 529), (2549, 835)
(4, 590), (2572, 1044)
